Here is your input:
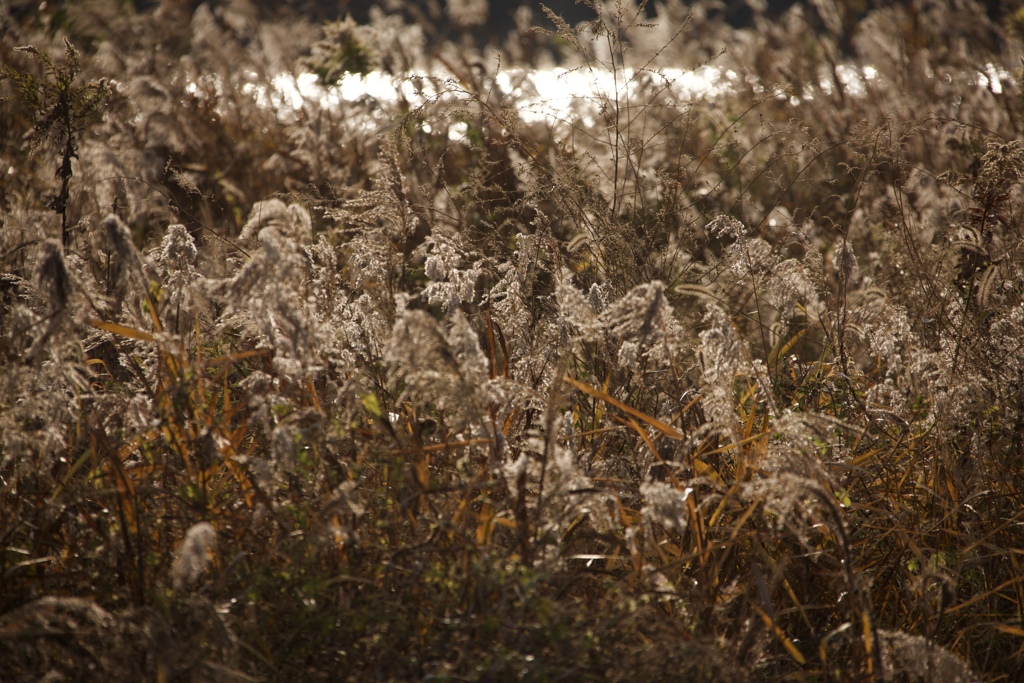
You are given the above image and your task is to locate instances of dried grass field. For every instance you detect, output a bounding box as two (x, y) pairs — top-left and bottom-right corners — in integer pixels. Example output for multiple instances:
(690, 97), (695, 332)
(2, 1), (1024, 680)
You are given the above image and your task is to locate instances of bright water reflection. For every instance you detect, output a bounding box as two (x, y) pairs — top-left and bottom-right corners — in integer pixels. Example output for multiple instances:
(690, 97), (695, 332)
(212, 60), (1009, 135)
(256, 65), (741, 127)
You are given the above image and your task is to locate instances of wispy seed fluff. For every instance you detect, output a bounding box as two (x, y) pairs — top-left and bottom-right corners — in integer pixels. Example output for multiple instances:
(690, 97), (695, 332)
(447, 0), (488, 28)
(640, 480), (692, 535)
(170, 522), (217, 592)
(698, 305), (745, 435)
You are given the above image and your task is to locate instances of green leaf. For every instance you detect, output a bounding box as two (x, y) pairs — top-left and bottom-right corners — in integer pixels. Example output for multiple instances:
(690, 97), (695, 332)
(360, 392), (382, 417)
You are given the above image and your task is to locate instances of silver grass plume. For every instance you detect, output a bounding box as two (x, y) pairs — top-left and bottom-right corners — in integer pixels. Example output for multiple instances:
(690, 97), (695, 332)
(640, 480), (692, 535)
(170, 522), (217, 592)
(447, 0), (488, 28)
(240, 198), (313, 247)
(877, 630), (977, 682)
(215, 223), (318, 376)
(385, 308), (489, 425)
(421, 230), (482, 315)
(35, 240), (70, 316)
(697, 305), (746, 436)
(153, 223), (204, 332)
(101, 214), (148, 290)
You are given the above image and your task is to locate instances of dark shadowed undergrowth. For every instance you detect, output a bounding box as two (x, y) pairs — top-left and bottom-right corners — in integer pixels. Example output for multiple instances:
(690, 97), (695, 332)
(2, 1), (1023, 681)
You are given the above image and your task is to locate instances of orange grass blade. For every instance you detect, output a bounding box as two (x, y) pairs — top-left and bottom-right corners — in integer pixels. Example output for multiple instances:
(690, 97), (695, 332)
(753, 604), (807, 665)
(564, 375), (683, 439)
(87, 318), (154, 342)
(994, 624), (1024, 637)
(946, 576), (1024, 614)
(862, 612), (876, 676)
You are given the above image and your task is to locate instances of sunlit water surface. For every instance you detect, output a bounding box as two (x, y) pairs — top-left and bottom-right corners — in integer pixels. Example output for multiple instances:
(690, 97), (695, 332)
(184, 61), (1010, 139)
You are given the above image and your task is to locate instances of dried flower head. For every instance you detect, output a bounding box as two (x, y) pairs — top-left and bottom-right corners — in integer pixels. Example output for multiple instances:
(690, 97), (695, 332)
(157, 223), (197, 271)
